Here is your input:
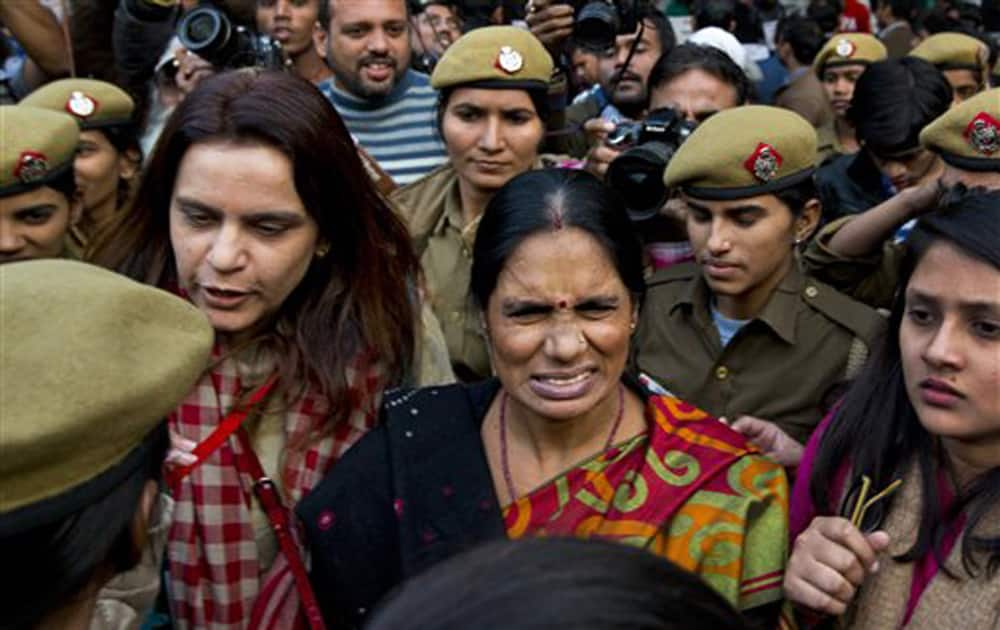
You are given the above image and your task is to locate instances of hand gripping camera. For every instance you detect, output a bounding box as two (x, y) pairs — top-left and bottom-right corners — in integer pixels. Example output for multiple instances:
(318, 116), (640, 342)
(177, 3), (287, 70)
(605, 107), (697, 222)
(571, 0), (643, 52)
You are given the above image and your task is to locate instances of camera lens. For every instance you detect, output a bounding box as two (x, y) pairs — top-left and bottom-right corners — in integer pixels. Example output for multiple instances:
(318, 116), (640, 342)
(182, 9), (220, 45)
(185, 13), (217, 43)
(178, 6), (231, 61)
(607, 142), (673, 222)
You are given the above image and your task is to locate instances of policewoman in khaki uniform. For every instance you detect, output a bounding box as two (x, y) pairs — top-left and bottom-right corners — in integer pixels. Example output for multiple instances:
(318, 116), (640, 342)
(391, 26), (553, 381)
(804, 87), (1000, 309)
(0, 105), (81, 263)
(909, 32), (991, 105)
(813, 34), (887, 164)
(633, 106), (885, 454)
(21, 78), (142, 256)
(0, 259), (212, 629)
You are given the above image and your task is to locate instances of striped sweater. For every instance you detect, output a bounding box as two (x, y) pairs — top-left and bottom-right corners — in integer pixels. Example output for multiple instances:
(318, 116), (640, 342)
(318, 69), (447, 186)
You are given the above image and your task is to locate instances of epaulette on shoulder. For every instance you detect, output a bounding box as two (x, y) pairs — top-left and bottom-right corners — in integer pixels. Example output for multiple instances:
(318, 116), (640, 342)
(390, 164), (457, 251)
(802, 277), (887, 346)
(646, 261), (699, 288)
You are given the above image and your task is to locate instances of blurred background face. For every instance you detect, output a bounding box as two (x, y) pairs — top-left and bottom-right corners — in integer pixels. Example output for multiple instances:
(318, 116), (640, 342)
(0, 187), (75, 263)
(869, 147), (941, 192)
(74, 130), (138, 225)
(608, 20), (663, 111)
(571, 47), (603, 88)
(941, 68), (981, 105)
(256, 0), (323, 57)
(485, 227), (634, 424)
(441, 88), (544, 195)
(649, 68), (740, 124)
(900, 242), (1000, 459)
(821, 64), (865, 119)
(410, 3), (461, 59)
(322, 0), (411, 99)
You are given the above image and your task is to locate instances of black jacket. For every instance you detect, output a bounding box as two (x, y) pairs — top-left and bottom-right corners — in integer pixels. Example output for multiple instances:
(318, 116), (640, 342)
(297, 381), (505, 629)
(815, 150), (890, 223)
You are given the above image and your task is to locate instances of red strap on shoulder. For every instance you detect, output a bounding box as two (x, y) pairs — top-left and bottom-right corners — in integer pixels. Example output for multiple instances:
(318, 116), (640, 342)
(234, 428), (328, 630)
(166, 375), (278, 490)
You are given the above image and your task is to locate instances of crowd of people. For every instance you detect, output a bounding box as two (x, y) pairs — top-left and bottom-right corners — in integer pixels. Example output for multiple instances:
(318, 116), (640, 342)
(0, 0), (997, 628)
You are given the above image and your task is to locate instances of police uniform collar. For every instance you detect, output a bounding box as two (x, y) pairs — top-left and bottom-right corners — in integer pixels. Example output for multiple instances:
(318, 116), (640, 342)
(433, 158), (547, 239)
(751, 263), (803, 345)
(672, 261), (802, 345)
(433, 175), (466, 235)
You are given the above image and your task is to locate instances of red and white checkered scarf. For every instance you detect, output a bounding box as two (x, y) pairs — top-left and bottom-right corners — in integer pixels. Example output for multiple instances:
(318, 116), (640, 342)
(166, 343), (385, 629)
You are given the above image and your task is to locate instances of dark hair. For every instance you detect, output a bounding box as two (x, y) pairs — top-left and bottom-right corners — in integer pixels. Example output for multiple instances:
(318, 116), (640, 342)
(807, 0), (842, 34)
(88, 70), (418, 426)
(773, 175), (818, 217)
(810, 188), (1000, 579)
(776, 15), (825, 66)
(847, 57), (951, 157)
(4, 425), (169, 630)
(637, 6), (677, 58)
(647, 43), (751, 107)
(469, 169), (644, 311)
(733, 1), (766, 44)
(692, 0), (737, 32)
(367, 537), (747, 630)
(19, 166), (78, 203)
(93, 124), (143, 210)
(880, 0), (918, 21)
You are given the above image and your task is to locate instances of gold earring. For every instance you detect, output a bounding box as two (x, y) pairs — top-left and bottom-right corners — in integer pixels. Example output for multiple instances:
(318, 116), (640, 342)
(315, 244), (330, 258)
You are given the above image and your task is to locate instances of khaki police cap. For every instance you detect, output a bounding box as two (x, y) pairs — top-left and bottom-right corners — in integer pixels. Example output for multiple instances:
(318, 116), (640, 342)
(431, 26), (553, 90)
(909, 32), (989, 75)
(813, 33), (887, 77)
(664, 105), (816, 200)
(0, 260), (213, 536)
(920, 87), (1000, 171)
(0, 106), (79, 197)
(21, 78), (135, 129)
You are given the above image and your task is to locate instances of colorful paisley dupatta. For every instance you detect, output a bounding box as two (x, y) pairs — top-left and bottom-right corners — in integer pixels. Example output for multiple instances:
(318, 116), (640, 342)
(503, 395), (789, 610)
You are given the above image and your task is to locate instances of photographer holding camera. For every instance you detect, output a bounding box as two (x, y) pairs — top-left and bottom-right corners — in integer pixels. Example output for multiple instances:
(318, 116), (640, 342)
(409, 0), (462, 73)
(588, 43), (749, 245)
(531, 0), (675, 157)
(112, 0), (287, 154)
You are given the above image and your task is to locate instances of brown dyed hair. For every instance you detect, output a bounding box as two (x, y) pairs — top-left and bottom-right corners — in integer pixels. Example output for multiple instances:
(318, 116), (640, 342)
(88, 69), (418, 418)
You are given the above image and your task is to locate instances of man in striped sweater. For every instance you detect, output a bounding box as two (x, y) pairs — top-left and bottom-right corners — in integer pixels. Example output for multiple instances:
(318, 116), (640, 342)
(316, 0), (447, 186)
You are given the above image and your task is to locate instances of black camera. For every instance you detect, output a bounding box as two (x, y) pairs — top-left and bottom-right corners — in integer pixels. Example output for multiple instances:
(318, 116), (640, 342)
(571, 0), (641, 52)
(605, 108), (697, 222)
(177, 4), (287, 70)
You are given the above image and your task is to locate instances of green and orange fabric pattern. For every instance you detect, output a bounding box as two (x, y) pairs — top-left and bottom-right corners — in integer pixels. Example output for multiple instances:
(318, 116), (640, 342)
(503, 395), (789, 610)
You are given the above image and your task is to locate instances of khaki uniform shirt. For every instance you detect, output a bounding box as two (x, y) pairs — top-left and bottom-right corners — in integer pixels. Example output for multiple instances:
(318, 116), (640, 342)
(775, 70), (834, 129)
(801, 216), (905, 310)
(392, 164), (490, 380)
(633, 261), (885, 445)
